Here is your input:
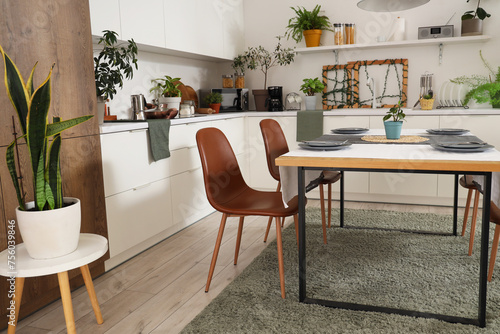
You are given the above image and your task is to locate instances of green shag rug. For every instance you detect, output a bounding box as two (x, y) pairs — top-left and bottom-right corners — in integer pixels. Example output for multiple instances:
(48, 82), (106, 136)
(181, 208), (500, 333)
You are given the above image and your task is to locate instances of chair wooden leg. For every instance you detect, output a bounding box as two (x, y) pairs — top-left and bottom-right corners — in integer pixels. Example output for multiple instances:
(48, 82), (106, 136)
(319, 184), (327, 244)
(57, 271), (76, 334)
(80, 265), (103, 324)
(462, 188), (473, 236)
(263, 217), (273, 242)
(281, 216), (285, 228)
(488, 224), (500, 281)
(328, 183), (332, 228)
(7, 277), (25, 334)
(206, 213), (228, 292)
(234, 217), (245, 265)
(468, 190), (480, 256)
(264, 182), (282, 242)
(275, 217), (286, 299)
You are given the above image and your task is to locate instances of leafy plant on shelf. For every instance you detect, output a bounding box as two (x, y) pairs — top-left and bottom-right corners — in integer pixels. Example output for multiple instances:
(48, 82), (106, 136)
(300, 77), (325, 96)
(150, 75), (182, 98)
(462, 0), (491, 20)
(244, 36), (295, 89)
(94, 30), (138, 100)
(1, 45), (93, 211)
(285, 5), (333, 43)
(451, 51), (500, 107)
(383, 101), (406, 122)
(204, 92), (223, 104)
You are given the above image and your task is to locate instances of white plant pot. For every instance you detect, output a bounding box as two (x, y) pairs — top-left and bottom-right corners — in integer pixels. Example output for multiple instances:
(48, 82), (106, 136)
(304, 95), (318, 110)
(16, 197), (81, 259)
(159, 96), (182, 115)
(96, 96), (106, 125)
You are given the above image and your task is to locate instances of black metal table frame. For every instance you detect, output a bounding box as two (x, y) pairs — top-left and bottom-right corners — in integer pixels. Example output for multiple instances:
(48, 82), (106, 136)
(297, 167), (492, 328)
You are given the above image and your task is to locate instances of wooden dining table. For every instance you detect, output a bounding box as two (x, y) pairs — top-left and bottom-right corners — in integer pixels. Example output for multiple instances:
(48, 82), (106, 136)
(276, 129), (500, 327)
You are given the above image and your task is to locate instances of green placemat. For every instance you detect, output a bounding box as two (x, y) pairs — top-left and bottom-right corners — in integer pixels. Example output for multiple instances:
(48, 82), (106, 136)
(296, 110), (323, 141)
(146, 119), (171, 161)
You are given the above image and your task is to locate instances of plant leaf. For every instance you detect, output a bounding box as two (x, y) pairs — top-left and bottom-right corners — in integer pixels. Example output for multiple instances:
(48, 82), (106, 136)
(47, 132), (63, 209)
(6, 135), (26, 210)
(46, 115), (93, 137)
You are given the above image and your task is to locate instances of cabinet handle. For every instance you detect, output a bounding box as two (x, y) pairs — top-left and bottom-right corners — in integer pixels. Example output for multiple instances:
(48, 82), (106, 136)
(188, 166), (201, 173)
(187, 145), (197, 149)
(133, 183), (151, 191)
(129, 129), (146, 133)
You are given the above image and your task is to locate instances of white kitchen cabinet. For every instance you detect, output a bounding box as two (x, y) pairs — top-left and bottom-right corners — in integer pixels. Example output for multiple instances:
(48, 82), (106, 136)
(89, 0), (121, 37)
(219, 0), (245, 59)
(105, 177), (173, 268)
(120, 0), (166, 48)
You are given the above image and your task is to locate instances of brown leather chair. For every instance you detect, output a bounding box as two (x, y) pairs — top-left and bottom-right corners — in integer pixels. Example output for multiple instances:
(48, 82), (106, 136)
(460, 175), (481, 256)
(196, 127), (299, 298)
(260, 119), (341, 244)
(488, 201), (500, 281)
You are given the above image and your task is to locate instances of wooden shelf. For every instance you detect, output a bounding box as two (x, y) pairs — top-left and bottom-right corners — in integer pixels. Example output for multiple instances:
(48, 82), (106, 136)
(294, 35), (491, 54)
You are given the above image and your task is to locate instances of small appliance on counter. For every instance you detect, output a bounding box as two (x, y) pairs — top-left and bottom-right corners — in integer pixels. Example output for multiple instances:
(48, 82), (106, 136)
(131, 94), (146, 120)
(199, 88), (249, 112)
(418, 25), (454, 39)
(266, 86), (284, 111)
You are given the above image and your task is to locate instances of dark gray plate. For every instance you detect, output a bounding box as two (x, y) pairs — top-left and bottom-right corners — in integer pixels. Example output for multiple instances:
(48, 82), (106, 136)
(332, 127), (369, 134)
(431, 143), (494, 153)
(437, 142), (489, 149)
(426, 128), (469, 135)
(302, 140), (348, 147)
(298, 142), (352, 151)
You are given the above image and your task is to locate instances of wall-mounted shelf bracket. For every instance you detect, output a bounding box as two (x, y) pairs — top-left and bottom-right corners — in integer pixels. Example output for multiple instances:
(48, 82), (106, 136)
(333, 50), (339, 65)
(439, 43), (443, 65)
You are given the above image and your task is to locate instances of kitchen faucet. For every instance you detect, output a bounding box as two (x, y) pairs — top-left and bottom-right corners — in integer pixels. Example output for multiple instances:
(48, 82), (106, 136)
(367, 77), (380, 108)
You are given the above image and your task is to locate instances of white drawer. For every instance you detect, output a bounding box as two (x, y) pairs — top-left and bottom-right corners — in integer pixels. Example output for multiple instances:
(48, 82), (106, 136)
(105, 177), (172, 258)
(101, 130), (171, 196)
(169, 145), (201, 176)
(169, 122), (207, 151)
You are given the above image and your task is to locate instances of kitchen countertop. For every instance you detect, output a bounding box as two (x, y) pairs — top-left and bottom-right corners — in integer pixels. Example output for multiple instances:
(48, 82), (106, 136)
(100, 108), (500, 134)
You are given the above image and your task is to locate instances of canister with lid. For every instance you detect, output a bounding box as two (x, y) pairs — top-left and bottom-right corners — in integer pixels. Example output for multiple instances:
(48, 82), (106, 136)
(222, 75), (234, 88)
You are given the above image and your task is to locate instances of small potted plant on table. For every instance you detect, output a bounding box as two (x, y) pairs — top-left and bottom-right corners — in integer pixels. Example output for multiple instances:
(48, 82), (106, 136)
(1, 46), (93, 259)
(300, 77), (325, 110)
(383, 100), (406, 139)
(285, 5), (333, 47)
(204, 92), (223, 113)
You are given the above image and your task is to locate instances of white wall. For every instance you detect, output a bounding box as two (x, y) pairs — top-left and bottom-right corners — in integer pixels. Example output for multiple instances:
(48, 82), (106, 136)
(237, 0), (500, 109)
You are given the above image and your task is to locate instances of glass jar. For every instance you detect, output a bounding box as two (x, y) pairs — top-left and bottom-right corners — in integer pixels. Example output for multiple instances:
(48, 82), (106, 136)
(345, 24), (355, 44)
(179, 102), (192, 117)
(222, 74), (234, 88)
(334, 23), (344, 45)
(234, 74), (245, 89)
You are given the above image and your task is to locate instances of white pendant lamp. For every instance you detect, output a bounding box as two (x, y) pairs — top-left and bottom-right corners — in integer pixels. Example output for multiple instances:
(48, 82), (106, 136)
(357, 0), (430, 12)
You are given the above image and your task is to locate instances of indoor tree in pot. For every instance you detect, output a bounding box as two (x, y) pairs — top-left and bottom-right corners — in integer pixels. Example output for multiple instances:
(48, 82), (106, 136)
(150, 75), (182, 111)
(300, 77), (325, 110)
(383, 101), (406, 139)
(204, 92), (223, 113)
(244, 36), (295, 111)
(94, 30), (138, 123)
(461, 0), (491, 36)
(1, 46), (93, 259)
(285, 5), (333, 47)
(451, 51), (500, 108)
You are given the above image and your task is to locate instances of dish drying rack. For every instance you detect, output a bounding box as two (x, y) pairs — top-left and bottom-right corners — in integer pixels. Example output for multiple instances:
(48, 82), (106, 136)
(436, 100), (469, 109)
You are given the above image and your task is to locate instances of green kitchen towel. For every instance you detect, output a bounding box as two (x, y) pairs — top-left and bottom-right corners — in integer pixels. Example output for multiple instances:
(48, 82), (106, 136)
(296, 110), (324, 141)
(147, 119), (171, 161)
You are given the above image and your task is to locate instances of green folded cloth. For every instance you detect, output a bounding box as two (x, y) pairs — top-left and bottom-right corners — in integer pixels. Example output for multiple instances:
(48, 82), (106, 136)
(296, 110), (324, 141)
(146, 119), (171, 161)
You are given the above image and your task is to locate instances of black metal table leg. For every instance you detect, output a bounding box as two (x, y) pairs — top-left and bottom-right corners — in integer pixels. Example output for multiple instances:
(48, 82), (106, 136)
(453, 173), (459, 236)
(298, 167), (307, 302)
(340, 171), (345, 228)
(478, 172), (491, 328)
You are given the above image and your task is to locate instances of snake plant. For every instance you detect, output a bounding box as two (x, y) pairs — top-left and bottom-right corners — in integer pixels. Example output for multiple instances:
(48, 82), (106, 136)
(1, 45), (93, 211)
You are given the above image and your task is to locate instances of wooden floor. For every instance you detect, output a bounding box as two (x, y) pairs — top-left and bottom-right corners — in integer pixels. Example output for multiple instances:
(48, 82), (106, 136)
(3, 200), (466, 334)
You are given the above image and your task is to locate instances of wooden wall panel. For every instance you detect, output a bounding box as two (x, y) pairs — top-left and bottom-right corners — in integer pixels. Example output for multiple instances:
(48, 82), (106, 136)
(0, 0), (108, 329)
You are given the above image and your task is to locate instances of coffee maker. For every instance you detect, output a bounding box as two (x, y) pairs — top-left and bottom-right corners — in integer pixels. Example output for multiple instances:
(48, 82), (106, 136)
(266, 86), (284, 111)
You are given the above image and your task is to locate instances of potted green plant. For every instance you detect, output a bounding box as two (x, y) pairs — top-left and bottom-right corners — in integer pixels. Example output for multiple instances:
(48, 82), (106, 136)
(451, 51), (500, 108)
(204, 92), (223, 113)
(232, 54), (247, 89)
(420, 94), (435, 110)
(461, 0), (491, 36)
(300, 77), (325, 110)
(1, 46), (93, 259)
(150, 75), (183, 111)
(383, 100), (406, 139)
(244, 36), (295, 110)
(285, 5), (333, 47)
(94, 30), (138, 123)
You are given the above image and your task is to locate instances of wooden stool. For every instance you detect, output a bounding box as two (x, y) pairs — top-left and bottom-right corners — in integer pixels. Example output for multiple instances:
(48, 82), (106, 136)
(0, 234), (108, 334)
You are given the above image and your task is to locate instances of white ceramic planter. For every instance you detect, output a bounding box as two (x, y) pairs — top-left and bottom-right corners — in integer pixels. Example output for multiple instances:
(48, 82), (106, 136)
(16, 197), (81, 259)
(159, 96), (182, 115)
(304, 95), (318, 110)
